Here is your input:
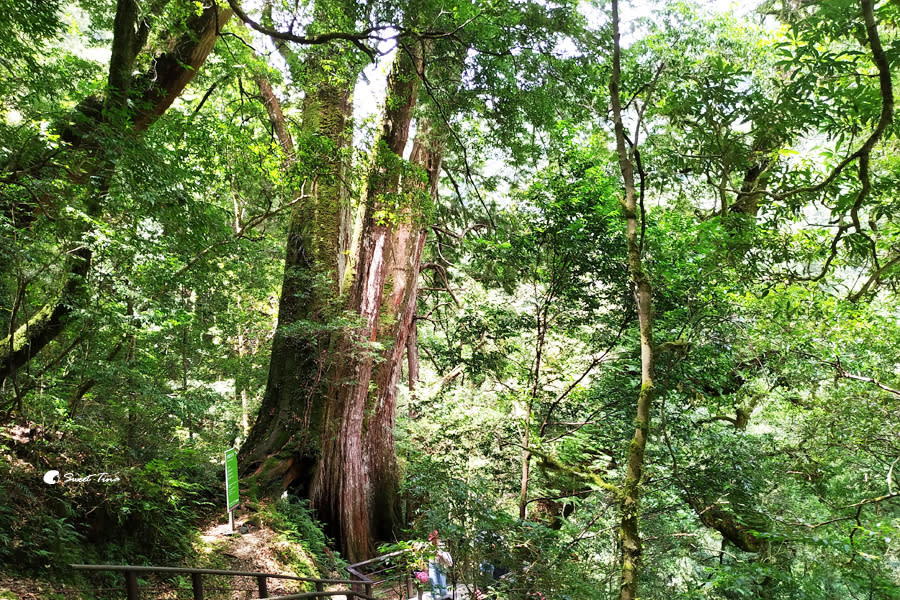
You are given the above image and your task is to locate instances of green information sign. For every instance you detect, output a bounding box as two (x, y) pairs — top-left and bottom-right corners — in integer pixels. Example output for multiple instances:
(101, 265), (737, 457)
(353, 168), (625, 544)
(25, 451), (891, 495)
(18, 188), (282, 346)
(225, 448), (239, 511)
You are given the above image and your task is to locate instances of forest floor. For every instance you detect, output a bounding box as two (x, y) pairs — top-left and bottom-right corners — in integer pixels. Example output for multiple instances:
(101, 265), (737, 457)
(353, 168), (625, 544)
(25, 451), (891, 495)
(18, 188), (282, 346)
(0, 577), (82, 600)
(0, 505), (473, 600)
(0, 514), (325, 599)
(196, 518), (309, 597)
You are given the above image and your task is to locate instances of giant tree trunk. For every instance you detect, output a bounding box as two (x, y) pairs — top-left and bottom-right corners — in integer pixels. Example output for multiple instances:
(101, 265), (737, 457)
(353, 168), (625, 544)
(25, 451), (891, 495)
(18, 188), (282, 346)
(609, 2), (656, 598)
(365, 121), (443, 541)
(237, 21), (430, 560)
(238, 60), (355, 493)
(310, 41), (425, 562)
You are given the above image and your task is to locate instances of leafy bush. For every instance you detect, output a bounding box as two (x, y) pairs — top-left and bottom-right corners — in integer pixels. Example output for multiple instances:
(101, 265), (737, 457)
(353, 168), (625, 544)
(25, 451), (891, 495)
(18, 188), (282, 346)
(0, 426), (217, 576)
(95, 448), (217, 564)
(260, 496), (342, 577)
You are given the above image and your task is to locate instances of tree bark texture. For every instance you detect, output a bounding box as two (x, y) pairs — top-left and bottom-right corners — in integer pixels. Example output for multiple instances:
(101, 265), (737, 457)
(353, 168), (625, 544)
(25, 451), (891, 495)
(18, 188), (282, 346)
(686, 496), (767, 553)
(131, 4), (233, 133)
(609, 1), (656, 598)
(238, 60), (355, 494)
(237, 24), (432, 560)
(365, 120), (442, 541)
(310, 41), (425, 563)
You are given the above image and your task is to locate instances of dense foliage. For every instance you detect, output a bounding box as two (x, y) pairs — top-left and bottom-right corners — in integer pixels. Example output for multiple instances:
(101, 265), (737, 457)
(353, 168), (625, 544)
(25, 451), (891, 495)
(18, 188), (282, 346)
(1, 0), (899, 598)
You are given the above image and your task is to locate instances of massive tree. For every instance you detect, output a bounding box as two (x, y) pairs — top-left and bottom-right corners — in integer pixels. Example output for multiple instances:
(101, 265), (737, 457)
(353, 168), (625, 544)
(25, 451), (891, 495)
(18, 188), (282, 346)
(238, 2), (362, 489)
(4, 0), (900, 594)
(236, 0), (434, 557)
(234, 0), (586, 558)
(310, 38), (426, 560)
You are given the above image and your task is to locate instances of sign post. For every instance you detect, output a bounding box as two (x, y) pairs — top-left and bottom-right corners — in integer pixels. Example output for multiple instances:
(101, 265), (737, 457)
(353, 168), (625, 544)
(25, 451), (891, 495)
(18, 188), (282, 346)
(224, 448), (239, 532)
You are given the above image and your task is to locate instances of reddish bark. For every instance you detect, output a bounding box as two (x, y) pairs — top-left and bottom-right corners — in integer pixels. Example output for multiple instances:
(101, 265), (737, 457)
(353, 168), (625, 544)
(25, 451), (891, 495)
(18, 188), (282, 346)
(366, 223), (427, 540)
(366, 126), (443, 540)
(132, 5), (233, 132)
(311, 43), (425, 561)
(239, 27), (442, 561)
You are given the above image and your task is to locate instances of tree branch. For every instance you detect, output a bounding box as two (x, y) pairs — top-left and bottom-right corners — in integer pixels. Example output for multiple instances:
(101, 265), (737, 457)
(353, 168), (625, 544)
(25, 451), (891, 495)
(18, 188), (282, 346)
(771, 0), (892, 202)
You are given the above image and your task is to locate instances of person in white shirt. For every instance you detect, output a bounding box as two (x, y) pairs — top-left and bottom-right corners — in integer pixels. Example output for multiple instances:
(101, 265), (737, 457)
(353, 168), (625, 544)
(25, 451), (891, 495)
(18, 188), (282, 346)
(427, 530), (453, 599)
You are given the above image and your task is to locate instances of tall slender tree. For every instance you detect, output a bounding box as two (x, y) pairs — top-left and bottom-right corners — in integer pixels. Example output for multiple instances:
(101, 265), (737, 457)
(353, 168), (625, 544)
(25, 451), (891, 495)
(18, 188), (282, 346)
(608, 1), (655, 597)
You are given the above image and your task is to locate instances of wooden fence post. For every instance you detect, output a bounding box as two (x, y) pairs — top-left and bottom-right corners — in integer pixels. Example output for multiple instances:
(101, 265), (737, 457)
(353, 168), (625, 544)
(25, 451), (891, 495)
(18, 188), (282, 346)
(257, 575), (268, 598)
(125, 570), (138, 600)
(191, 572), (204, 600)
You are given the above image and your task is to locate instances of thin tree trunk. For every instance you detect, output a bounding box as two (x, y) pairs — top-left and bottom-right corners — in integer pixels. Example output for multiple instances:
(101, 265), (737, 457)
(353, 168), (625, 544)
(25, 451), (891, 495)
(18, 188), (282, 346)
(519, 446), (532, 520)
(181, 288), (193, 438)
(609, 1), (656, 598)
(407, 319), (420, 390)
(235, 297), (250, 437)
(519, 298), (547, 520)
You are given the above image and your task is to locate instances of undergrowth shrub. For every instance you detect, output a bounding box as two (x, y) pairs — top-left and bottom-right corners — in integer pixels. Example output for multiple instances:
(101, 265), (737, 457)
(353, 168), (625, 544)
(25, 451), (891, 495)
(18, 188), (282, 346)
(0, 423), (217, 577)
(261, 496), (342, 578)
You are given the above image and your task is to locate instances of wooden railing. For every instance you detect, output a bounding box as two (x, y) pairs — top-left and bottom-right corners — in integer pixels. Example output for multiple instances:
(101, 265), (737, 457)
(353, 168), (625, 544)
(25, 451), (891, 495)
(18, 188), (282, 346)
(70, 564), (377, 600)
(346, 550), (429, 600)
(345, 550), (402, 597)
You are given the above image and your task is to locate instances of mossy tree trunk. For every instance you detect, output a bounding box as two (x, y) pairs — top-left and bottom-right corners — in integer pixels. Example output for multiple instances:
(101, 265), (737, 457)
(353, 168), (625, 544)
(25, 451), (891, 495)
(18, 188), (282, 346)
(310, 41), (425, 563)
(0, 2), (231, 390)
(239, 26), (430, 560)
(365, 120), (443, 541)
(238, 49), (356, 494)
(609, 1), (656, 598)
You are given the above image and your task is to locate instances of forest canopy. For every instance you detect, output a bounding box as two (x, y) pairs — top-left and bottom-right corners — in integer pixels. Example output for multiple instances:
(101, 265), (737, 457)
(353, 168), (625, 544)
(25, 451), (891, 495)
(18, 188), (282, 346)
(1, 0), (899, 598)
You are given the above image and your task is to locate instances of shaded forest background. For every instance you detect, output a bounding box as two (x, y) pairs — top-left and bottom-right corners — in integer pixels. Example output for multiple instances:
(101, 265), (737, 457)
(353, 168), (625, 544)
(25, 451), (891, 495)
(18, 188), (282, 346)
(1, 0), (900, 598)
